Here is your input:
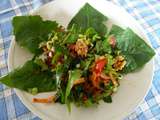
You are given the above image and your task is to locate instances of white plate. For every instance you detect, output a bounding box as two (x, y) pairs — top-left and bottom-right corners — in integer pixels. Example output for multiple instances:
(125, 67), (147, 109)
(8, 0), (154, 120)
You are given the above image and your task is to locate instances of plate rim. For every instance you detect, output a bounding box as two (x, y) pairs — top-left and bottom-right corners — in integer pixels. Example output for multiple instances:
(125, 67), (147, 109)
(8, 0), (155, 120)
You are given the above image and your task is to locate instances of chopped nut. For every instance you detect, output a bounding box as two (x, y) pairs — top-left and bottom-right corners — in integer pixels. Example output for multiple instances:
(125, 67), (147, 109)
(113, 56), (126, 71)
(75, 39), (88, 57)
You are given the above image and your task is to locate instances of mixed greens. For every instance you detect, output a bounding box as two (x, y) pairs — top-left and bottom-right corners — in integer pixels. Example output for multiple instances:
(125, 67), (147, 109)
(0, 3), (155, 110)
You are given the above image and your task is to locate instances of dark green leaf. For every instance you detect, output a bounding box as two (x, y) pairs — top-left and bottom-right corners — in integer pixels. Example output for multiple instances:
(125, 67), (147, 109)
(12, 15), (58, 54)
(68, 3), (108, 35)
(34, 57), (48, 71)
(103, 95), (112, 103)
(114, 28), (155, 73)
(65, 69), (82, 103)
(0, 60), (57, 93)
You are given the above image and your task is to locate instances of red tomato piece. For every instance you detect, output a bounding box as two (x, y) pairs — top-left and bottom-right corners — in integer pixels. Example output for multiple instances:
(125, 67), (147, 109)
(95, 58), (107, 73)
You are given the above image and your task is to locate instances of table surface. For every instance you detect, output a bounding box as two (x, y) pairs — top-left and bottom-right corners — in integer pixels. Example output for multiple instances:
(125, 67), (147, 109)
(0, 0), (160, 120)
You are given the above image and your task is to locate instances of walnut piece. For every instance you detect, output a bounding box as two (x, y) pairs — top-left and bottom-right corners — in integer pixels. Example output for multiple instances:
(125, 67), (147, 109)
(75, 39), (88, 57)
(113, 56), (126, 71)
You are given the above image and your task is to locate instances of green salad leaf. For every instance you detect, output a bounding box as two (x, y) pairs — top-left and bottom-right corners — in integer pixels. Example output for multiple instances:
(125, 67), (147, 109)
(12, 15), (58, 54)
(109, 26), (155, 73)
(65, 69), (82, 103)
(68, 3), (108, 35)
(0, 60), (57, 93)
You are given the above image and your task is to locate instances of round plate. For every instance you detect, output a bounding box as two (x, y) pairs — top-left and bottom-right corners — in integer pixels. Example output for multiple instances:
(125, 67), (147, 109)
(8, 0), (154, 120)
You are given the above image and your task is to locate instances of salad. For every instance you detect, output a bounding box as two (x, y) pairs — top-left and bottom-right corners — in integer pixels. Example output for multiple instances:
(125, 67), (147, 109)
(0, 3), (155, 111)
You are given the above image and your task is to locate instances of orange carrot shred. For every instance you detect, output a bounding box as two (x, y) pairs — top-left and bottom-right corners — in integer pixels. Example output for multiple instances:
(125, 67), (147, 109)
(32, 96), (55, 103)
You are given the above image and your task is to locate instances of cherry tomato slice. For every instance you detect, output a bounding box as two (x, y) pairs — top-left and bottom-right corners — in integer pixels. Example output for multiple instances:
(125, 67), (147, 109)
(95, 58), (107, 73)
